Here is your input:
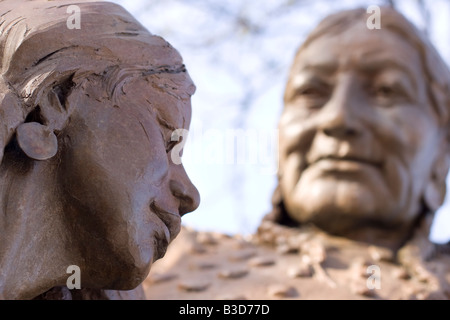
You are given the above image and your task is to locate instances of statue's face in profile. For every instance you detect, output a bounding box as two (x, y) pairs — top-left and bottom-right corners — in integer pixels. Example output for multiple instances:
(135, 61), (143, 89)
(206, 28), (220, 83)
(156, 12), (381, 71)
(59, 74), (200, 287)
(279, 23), (441, 234)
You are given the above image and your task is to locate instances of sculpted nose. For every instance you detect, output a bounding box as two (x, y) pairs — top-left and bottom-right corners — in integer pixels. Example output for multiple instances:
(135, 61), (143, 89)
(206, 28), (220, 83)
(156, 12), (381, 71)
(321, 112), (359, 138)
(319, 75), (361, 139)
(169, 167), (200, 216)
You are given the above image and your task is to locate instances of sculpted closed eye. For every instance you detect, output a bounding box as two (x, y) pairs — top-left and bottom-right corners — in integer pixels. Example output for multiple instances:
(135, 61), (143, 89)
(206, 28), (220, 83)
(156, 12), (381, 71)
(155, 114), (182, 153)
(166, 135), (182, 153)
(160, 130), (181, 153)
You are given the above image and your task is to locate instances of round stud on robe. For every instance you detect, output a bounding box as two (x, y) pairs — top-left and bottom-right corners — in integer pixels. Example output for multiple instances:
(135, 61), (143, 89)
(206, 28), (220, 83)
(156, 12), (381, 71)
(16, 122), (58, 160)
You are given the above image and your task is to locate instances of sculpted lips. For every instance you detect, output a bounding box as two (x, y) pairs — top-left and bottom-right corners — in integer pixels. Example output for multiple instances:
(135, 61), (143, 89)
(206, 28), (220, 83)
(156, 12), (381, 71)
(150, 201), (181, 246)
(313, 155), (382, 167)
(306, 153), (383, 172)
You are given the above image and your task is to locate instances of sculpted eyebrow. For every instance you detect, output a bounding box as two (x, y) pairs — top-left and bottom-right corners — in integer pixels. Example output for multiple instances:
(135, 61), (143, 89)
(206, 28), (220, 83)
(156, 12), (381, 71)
(142, 64), (187, 76)
(359, 59), (417, 89)
(301, 61), (338, 74)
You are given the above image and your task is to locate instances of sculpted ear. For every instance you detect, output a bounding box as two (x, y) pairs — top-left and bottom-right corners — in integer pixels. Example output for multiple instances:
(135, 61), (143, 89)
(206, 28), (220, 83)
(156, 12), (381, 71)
(16, 122), (58, 160)
(424, 133), (450, 212)
(16, 90), (69, 161)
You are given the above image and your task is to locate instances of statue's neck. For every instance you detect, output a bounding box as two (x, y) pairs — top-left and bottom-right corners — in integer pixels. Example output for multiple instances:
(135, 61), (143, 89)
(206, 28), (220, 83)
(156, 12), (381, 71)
(0, 159), (75, 299)
(335, 210), (431, 254)
(334, 224), (415, 253)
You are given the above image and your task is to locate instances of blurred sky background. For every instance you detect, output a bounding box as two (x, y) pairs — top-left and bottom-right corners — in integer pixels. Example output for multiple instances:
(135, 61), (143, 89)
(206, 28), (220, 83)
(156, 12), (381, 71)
(110, 0), (450, 243)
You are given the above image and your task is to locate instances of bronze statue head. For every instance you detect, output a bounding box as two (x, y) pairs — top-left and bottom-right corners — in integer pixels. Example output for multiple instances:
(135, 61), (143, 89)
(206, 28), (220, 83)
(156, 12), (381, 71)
(0, 0), (199, 299)
(270, 7), (450, 246)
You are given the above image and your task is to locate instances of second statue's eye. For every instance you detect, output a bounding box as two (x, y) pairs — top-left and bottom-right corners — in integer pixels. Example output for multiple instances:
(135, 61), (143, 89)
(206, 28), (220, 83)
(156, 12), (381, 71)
(297, 86), (321, 97)
(375, 85), (395, 97)
(292, 84), (330, 110)
(371, 82), (409, 107)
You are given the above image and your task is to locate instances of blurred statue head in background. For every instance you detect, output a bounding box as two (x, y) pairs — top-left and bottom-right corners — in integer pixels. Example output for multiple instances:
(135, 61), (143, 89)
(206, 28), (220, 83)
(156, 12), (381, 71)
(0, 0), (199, 299)
(270, 7), (450, 248)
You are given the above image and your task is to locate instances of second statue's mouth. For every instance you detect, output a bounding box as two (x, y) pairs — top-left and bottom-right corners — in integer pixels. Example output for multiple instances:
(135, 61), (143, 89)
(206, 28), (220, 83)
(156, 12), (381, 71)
(311, 155), (383, 168)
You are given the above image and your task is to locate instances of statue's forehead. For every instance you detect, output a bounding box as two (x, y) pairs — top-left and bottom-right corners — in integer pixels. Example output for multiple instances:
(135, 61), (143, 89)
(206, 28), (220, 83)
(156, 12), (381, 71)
(295, 25), (421, 74)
